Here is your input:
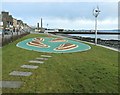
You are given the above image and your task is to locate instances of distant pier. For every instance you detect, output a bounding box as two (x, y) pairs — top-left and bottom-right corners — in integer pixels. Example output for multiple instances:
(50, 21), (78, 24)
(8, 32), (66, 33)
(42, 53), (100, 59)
(49, 32), (120, 35)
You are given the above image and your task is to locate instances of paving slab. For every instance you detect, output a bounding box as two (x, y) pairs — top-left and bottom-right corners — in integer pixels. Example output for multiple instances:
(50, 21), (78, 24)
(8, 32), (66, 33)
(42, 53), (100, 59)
(0, 81), (23, 88)
(36, 57), (48, 60)
(21, 65), (38, 69)
(41, 55), (52, 58)
(29, 60), (44, 64)
(9, 71), (32, 76)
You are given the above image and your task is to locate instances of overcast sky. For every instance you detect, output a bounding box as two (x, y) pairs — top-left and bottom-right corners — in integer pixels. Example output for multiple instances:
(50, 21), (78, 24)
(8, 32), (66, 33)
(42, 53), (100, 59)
(2, 1), (118, 30)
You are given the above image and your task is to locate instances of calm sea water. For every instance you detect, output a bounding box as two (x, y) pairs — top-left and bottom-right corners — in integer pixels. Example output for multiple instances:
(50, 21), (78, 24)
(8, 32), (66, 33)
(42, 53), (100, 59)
(69, 30), (119, 40)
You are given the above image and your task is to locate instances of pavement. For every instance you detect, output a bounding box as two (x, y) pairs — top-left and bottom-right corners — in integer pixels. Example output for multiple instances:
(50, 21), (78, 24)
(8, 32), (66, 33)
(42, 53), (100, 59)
(48, 33), (120, 52)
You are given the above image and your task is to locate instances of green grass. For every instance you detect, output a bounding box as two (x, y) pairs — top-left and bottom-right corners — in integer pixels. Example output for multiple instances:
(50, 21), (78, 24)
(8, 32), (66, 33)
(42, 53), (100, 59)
(0, 48), (2, 94)
(0, 48), (2, 79)
(2, 33), (119, 93)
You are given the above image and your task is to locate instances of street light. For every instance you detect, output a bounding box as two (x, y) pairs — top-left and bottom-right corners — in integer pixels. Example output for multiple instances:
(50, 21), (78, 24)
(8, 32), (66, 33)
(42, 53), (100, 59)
(93, 6), (100, 45)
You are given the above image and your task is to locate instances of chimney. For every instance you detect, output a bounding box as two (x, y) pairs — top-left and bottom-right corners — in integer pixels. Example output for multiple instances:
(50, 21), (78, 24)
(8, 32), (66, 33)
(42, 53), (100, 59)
(37, 23), (39, 29)
(41, 18), (42, 28)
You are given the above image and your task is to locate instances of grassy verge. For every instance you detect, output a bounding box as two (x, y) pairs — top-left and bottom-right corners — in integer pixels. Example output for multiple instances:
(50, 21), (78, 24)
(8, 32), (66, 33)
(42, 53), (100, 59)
(0, 48), (2, 94)
(2, 33), (119, 93)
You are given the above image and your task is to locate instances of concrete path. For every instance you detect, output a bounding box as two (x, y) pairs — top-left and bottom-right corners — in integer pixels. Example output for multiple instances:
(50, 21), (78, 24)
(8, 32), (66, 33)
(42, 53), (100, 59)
(2, 54), (52, 90)
(41, 55), (52, 58)
(50, 33), (120, 52)
(0, 81), (23, 88)
(9, 71), (32, 76)
(29, 60), (44, 64)
(21, 65), (38, 69)
(36, 57), (48, 60)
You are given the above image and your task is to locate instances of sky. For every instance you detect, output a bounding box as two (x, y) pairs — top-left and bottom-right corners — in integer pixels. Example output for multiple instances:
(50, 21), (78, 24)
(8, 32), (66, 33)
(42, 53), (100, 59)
(2, 1), (119, 30)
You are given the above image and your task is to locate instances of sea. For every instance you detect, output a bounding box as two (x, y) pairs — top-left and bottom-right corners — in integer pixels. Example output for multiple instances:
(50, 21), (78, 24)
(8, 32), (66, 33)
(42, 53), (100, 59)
(68, 30), (119, 40)
(0, 29), (119, 40)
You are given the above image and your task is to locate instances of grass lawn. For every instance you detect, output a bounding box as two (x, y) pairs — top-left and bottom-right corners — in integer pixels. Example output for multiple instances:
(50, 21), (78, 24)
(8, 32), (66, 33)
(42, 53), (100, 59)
(0, 48), (2, 94)
(2, 33), (119, 93)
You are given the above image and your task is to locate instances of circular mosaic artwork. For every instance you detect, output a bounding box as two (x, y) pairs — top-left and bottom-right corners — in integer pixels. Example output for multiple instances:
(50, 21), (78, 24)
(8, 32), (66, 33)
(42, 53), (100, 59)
(16, 37), (91, 53)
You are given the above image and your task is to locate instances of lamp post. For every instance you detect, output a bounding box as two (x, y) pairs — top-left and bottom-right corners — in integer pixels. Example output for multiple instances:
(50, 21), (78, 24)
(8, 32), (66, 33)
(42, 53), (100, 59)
(93, 6), (100, 45)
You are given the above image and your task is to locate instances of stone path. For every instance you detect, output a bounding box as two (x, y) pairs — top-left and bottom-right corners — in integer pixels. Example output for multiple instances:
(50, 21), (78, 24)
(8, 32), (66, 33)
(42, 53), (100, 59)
(3, 54), (52, 90)
(41, 55), (52, 58)
(36, 57), (48, 60)
(21, 65), (38, 69)
(9, 71), (32, 76)
(0, 81), (23, 88)
(29, 60), (44, 64)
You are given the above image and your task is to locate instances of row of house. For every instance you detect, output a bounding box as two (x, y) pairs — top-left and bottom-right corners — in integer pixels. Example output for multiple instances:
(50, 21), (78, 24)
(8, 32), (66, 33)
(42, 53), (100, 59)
(0, 11), (30, 32)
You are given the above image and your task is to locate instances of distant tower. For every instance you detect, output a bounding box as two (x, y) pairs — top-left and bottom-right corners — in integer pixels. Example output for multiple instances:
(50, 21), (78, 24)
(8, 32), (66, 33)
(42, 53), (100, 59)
(41, 18), (42, 32)
(37, 23), (39, 30)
